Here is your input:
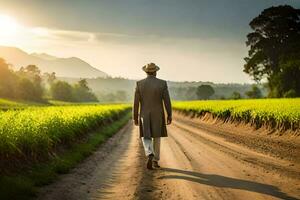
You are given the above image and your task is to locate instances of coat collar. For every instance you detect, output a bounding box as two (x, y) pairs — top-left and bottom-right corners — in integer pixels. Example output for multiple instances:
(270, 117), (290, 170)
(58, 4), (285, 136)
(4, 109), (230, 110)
(147, 75), (156, 79)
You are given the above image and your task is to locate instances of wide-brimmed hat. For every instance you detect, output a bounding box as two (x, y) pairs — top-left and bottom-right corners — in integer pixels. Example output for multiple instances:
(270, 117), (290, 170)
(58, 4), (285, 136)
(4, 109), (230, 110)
(142, 63), (160, 73)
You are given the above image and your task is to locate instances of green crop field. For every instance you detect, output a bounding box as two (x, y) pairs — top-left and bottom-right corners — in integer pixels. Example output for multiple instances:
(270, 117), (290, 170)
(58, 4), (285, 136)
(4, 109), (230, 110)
(0, 98), (24, 106)
(173, 98), (300, 131)
(0, 98), (28, 110)
(0, 98), (49, 111)
(0, 104), (130, 160)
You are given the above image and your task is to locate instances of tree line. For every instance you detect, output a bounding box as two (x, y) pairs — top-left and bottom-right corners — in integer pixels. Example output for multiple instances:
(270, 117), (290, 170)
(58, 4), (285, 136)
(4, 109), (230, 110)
(244, 5), (300, 97)
(170, 84), (263, 100)
(0, 58), (98, 102)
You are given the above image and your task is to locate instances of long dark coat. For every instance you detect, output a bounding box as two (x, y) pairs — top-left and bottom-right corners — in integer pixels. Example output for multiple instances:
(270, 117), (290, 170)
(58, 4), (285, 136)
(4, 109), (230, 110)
(133, 75), (172, 138)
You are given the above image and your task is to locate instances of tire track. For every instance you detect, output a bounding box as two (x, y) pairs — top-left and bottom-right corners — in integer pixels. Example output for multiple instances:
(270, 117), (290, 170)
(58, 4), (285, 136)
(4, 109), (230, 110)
(152, 115), (300, 200)
(172, 120), (300, 179)
(37, 115), (300, 200)
(38, 122), (144, 200)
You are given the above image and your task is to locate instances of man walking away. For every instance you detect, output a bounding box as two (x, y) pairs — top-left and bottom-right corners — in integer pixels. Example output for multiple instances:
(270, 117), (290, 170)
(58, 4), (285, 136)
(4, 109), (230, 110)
(133, 63), (172, 170)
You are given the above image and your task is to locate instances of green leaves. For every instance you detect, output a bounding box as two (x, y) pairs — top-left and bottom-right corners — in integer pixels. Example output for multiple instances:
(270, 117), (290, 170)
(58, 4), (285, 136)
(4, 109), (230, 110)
(0, 104), (130, 159)
(173, 98), (300, 131)
(244, 5), (300, 96)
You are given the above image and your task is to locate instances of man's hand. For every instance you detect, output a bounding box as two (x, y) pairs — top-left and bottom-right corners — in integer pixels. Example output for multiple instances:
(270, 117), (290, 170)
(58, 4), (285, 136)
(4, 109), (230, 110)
(134, 119), (139, 126)
(167, 116), (172, 125)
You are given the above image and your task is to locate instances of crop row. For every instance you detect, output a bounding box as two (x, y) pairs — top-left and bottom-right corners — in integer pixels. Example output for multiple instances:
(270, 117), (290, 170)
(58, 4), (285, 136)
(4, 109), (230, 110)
(173, 98), (300, 131)
(0, 104), (130, 159)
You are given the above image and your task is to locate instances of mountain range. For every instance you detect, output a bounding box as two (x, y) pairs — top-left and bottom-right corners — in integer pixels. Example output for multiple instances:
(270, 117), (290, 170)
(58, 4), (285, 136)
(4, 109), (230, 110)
(0, 46), (107, 78)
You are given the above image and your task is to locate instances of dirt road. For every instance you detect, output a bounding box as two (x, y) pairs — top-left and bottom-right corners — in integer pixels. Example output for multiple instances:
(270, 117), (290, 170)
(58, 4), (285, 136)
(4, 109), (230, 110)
(38, 114), (300, 200)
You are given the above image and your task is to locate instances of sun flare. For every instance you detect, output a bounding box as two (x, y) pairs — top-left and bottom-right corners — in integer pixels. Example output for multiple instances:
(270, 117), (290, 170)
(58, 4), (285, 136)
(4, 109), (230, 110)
(0, 14), (20, 37)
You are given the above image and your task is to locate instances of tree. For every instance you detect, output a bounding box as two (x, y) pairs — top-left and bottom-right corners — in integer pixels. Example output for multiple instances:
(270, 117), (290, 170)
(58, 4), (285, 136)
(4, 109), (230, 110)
(17, 65), (44, 100)
(16, 78), (39, 101)
(196, 85), (215, 100)
(244, 5), (300, 97)
(231, 91), (242, 100)
(19, 65), (41, 82)
(50, 81), (74, 101)
(77, 79), (89, 90)
(271, 56), (300, 97)
(245, 85), (262, 99)
(72, 79), (98, 102)
(0, 58), (17, 98)
(284, 89), (297, 98)
(44, 72), (56, 85)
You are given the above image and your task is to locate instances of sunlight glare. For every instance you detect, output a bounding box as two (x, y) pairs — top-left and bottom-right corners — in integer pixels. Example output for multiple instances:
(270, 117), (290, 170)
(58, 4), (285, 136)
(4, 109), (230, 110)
(0, 14), (20, 37)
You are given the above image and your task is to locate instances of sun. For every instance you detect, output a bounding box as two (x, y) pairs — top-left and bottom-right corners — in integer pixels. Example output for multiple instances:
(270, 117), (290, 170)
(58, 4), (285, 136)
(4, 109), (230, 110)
(0, 15), (20, 37)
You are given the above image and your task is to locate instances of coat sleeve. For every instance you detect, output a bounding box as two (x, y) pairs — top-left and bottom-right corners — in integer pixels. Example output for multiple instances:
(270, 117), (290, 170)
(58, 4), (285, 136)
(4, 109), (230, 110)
(133, 82), (140, 122)
(163, 81), (172, 117)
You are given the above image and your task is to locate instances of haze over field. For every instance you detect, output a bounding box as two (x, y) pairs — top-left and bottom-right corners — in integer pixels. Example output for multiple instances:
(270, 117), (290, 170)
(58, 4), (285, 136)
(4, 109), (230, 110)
(1, 0), (299, 83)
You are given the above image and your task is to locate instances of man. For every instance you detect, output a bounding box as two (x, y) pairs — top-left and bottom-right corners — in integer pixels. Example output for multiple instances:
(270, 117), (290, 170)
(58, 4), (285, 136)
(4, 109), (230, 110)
(133, 63), (172, 170)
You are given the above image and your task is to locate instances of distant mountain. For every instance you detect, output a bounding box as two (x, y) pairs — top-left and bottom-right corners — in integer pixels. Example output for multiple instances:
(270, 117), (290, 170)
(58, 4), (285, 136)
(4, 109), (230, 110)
(31, 53), (58, 60)
(0, 46), (108, 78)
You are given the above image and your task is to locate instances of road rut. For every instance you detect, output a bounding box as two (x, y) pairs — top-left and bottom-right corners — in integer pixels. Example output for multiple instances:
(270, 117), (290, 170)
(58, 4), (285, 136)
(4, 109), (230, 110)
(38, 115), (300, 200)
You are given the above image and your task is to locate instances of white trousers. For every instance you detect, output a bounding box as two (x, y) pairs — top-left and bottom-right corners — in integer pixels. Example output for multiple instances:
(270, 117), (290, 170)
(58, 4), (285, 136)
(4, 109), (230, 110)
(142, 137), (161, 161)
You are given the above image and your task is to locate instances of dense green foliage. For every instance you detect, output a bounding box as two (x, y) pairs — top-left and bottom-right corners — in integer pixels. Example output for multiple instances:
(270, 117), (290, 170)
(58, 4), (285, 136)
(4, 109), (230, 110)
(50, 81), (74, 101)
(72, 79), (98, 102)
(0, 59), (44, 101)
(173, 99), (300, 130)
(50, 79), (98, 102)
(245, 85), (262, 99)
(0, 58), (98, 103)
(0, 111), (131, 200)
(50, 78), (98, 102)
(230, 91), (242, 100)
(61, 77), (259, 101)
(0, 104), (130, 159)
(17, 65), (44, 101)
(244, 5), (300, 97)
(196, 85), (215, 99)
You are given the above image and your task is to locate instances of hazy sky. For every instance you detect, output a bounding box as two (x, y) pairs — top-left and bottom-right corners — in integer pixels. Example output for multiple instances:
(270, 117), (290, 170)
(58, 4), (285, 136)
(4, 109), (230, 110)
(0, 0), (299, 83)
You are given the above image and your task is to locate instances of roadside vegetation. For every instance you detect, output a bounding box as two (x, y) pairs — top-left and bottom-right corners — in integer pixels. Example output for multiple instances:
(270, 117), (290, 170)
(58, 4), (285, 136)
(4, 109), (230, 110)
(0, 104), (131, 199)
(0, 104), (130, 163)
(173, 98), (300, 131)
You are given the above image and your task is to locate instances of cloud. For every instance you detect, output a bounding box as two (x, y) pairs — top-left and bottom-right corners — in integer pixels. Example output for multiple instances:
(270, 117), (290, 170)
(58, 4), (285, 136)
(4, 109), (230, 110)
(0, 24), (251, 83)
(29, 27), (169, 44)
(26, 27), (159, 46)
(29, 27), (93, 42)
(22, 26), (244, 52)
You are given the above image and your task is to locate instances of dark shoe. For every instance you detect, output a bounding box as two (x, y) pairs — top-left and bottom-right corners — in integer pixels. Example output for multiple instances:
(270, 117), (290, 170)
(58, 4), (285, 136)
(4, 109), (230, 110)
(153, 161), (160, 168)
(147, 154), (154, 170)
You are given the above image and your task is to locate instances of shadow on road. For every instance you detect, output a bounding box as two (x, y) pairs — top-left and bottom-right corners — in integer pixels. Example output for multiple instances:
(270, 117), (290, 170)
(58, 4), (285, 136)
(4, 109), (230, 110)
(159, 168), (299, 200)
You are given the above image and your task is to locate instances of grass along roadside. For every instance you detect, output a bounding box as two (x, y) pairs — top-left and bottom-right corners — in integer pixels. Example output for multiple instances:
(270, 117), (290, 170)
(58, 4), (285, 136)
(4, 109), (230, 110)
(173, 98), (300, 132)
(0, 111), (131, 200)
(0, 105), (130, 161)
